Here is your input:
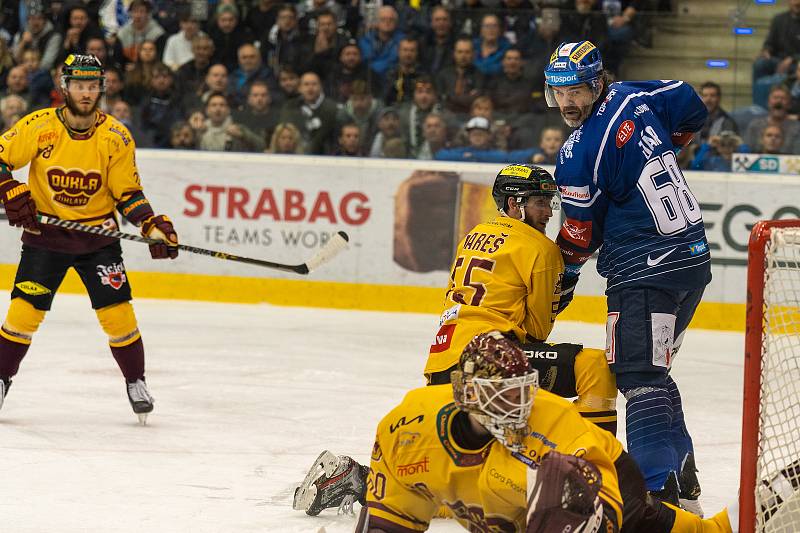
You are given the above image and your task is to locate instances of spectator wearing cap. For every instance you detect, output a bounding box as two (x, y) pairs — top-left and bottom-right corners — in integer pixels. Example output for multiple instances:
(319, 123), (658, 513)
(359, 6), (405, 84)
(744, 85), (800, 155)
(325, 40), (379, 104)
(233, 80), (281, 144)
(436, 37), (486, 116)
(420, 6), (455, 75)
(416, 112), (451, 160)
(398, 76), (442, 158)
(336, 79), (382, 154)
(229, 43), (275, 107)
(175, 34), (215, 96)
(162, 11), (206, 72)
(434, 116), (537, 163)
(208, 3), (255, 72)
(303, 9), (352, 82)
(279, 71), (338, 154)
(196, 92), (266, 152)
(697, 81), (737, 144)
(59, 5), (104, 63)
(384, 38), (426, 106)
(261, 4), (305, 75)
(12, 6), (62, 71)
(473, 14), (512, 77)
(488, 47), (542, 117)
(117, 0), (165, 64)
(369, 106), (407, 158)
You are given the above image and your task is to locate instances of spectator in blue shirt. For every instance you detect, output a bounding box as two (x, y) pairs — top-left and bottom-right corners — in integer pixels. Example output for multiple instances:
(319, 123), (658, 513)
(358, 6), (404, 83)
(473, 14), (511, 77)
(435, 116), (535, 163)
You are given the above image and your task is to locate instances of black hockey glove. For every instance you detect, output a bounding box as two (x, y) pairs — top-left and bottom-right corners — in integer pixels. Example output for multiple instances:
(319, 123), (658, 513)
(557, 273), (579, 314)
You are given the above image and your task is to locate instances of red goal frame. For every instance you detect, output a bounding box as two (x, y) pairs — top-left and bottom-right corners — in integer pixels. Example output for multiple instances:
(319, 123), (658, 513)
(740, 219), (800, 533)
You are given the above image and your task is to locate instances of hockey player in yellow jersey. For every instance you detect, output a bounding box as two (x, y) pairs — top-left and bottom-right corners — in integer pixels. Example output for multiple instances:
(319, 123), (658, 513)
(292, 167), (617, 519)
(426, 164), (616, 434)
(0, 54), (178, 424)
(356, 332), (735, 533)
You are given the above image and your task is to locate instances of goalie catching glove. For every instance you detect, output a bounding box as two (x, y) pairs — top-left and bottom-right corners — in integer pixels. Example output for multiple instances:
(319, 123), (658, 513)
(0, 178), (39, 232)
(141, 214), (179, 259)
(527, 450), (605, 533)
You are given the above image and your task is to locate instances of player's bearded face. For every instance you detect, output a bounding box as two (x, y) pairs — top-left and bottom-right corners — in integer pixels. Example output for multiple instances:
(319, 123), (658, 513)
(523, 195), (558, 234)
(553, 83), (596, 127)
(65, 79), (102, 117)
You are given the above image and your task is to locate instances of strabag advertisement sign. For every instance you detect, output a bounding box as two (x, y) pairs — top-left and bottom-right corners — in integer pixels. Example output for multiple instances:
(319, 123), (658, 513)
(1, 151), (799, 305)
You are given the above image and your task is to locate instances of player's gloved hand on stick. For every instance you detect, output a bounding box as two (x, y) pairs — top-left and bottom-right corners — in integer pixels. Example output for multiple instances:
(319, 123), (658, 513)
(557, 273), (579, 314)
(141, 214), (179, 259)
(0, 179), (39, 232)
(526, 450), (604, 533)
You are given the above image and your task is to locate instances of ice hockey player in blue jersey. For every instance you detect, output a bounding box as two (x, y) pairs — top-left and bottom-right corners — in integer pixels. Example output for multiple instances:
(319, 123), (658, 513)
(544, 41), (711, 516)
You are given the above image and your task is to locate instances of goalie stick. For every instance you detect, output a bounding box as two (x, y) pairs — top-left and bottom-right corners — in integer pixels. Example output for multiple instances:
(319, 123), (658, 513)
(36, 215), (349, 274)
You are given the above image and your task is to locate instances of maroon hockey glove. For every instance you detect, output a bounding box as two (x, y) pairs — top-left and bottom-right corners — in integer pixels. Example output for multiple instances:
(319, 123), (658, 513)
(141, 214), (179, 259)
(527, 451), (604, 533)
(0, 179), (39, 232)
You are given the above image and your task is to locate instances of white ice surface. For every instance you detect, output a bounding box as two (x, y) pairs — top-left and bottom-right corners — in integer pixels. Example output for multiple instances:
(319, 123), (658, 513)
(0, 292), (743, 532)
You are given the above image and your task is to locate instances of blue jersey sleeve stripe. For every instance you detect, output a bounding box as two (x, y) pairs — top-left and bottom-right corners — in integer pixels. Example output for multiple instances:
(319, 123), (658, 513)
(592, 80), (685, 185)
(560, 189), (604, 208)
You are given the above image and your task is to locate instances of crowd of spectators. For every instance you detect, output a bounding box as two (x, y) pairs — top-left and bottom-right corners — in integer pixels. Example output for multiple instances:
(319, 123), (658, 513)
(688, 1), (800, 172)
(0, 0), (656, 163)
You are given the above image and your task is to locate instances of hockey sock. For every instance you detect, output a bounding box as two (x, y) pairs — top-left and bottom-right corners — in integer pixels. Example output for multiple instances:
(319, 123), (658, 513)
(110, 337), (145, 381)
(624, 386), (678, 491)
(667, 376), (695, 471)
(0, 334), (30, 378)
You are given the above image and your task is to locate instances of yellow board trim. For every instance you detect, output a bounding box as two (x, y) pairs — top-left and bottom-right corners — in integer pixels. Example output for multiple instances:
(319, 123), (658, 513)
(0, 265), (745, 331)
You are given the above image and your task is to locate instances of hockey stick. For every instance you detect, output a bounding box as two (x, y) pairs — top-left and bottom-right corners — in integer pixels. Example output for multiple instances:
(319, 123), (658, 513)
(36, 215), (350, 275)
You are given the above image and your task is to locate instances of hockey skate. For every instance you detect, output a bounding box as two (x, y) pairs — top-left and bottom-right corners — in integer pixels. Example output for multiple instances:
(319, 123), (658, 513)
(126, 378), (153, 425)
(0, 378), (10, 411)
(679, 453), (704, 517)
(292, 450), (369, 516)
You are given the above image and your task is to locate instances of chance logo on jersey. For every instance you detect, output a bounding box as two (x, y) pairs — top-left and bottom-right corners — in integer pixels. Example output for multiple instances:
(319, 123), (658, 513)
(47, 167), (102, 207)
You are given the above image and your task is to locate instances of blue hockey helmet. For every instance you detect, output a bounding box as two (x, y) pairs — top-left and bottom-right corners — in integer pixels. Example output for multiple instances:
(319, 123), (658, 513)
(544, 41), (604, 107)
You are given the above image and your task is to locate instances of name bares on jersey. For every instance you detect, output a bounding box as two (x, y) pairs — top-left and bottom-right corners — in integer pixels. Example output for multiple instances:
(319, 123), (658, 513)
(365, 384), (624, 532)
(424, 216), (564, 377)
(556, 80), (711, 292)
(0, 107), (142, 253)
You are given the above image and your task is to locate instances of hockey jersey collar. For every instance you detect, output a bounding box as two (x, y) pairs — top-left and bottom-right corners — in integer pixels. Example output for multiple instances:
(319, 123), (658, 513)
(55, 106), (108, 140)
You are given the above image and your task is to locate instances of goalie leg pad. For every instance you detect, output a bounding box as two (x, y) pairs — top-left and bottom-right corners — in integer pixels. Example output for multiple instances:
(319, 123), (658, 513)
(293, 450), (368, 516)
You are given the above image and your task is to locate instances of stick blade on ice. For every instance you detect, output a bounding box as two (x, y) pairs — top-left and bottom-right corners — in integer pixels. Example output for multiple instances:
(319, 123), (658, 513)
(303, 231), (349, 273)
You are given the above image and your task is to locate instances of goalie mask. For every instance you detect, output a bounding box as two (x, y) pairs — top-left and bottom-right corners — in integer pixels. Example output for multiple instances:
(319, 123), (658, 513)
(452, 331), (539, 451)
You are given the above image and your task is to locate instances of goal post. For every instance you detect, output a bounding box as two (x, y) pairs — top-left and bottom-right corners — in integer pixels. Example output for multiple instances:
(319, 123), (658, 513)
(740, 220), (800, 533)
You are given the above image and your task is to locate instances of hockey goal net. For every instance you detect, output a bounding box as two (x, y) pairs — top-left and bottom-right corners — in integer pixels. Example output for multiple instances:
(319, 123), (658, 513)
(740, 220), (800, 533)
